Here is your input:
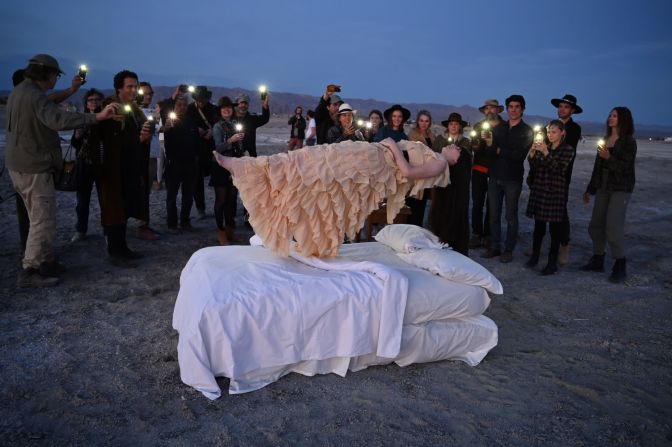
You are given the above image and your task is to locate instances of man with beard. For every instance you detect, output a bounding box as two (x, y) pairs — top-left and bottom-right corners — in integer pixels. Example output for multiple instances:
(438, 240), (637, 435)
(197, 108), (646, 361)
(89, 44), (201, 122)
(188, 86), (218, 219)
(482, 94), (533, 263)
(99, 70), (153, 267)
(233, 92), (270, 157)
(5, 54), (115, 286)
(469, 99), (505, 249)
(315, 84), (343, 145)
(551, 94), (583, 264)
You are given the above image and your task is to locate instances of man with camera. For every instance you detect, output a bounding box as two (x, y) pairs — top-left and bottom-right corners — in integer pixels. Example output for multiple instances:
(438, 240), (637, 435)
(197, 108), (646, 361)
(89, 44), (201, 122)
(315, 84), (343, 145)
(287, 106), (306, 151)
(5, 54), (116, 287)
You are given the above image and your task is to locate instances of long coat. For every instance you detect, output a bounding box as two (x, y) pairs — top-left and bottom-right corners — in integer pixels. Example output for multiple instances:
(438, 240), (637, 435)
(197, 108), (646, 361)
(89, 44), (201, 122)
(525, 143), (573, 222)
(429, 134), (472, 255)
(99, 97), (150, 226)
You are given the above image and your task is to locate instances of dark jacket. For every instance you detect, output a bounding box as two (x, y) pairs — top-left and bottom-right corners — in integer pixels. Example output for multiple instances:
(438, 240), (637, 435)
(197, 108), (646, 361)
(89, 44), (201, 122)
(235, 107), (270, 157)
(326, 124), (359, 144)
(562, 117), (582, 186)
(315, 96), (335, 145)
(164, 114), (200, 162)
(288, 115), (306, 139)
(99, 97), (150, 225)
(586, 136), (637, 194)
(470, 118), (502, 173)
(71, 118), (102, 167)
(486, 119), (533, 183)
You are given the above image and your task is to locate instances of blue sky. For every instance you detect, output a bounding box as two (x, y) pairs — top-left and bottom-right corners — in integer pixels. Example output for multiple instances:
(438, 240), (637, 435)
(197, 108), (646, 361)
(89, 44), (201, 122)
(1, 0), (671, 125)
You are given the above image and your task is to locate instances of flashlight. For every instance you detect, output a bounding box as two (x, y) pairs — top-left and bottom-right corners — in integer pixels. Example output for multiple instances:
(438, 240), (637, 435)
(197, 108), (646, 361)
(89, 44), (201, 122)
(78, 64), (88, 81)
(534, 125), (543, 143)
(447, 137), (454, 144)
(597, 139), (606, 151)
(169, 112), (177, 120)
(533, 124), (541, 132)
(123, 104), (132, 113)
(365, 121), (372, 129)
(235, 123), (243, 132)
(138, 88), (145, 96)
(481, 122), (490, 131)
(481, 121), (491, 139)
(357, 119), (364, 127)
(470, 130), (477, 138)
(259, 85), (268, 100)
(147, 115), (154, 122)
(187, 85), (195, 93)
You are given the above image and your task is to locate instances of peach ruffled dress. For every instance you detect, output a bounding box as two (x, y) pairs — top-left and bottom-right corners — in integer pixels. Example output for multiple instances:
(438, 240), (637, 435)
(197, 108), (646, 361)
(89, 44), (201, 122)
(228, 140), (450, 257)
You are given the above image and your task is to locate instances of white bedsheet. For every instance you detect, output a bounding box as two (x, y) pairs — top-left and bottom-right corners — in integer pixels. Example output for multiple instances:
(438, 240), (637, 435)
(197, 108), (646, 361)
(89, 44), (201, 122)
(173, 243), (499, 399)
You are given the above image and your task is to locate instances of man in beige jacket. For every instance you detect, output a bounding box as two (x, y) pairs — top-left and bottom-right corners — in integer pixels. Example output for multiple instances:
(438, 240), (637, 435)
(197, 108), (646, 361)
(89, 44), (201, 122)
(5, 54), (116, 287)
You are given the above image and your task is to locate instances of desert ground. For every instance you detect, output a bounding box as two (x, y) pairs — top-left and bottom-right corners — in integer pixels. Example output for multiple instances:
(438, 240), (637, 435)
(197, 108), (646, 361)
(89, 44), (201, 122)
(1, 115), (671, 446)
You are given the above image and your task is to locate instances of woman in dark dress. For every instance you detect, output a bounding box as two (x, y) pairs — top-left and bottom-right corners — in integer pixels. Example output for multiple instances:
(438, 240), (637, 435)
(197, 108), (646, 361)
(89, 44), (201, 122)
(428, 113), (472, 255)
(211, 96), (245, 245)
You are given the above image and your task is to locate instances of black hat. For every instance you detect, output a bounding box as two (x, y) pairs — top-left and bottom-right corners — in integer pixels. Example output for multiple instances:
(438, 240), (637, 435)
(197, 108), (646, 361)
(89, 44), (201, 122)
(218, 96), (234, 109)
(383, 104), (411, 123)
(505, 94), (526, 109)
(551, 94), (583, 114)
(441, 112), (468, 128)
(192, 85), (212, 102)
(28, 54), (64, 74)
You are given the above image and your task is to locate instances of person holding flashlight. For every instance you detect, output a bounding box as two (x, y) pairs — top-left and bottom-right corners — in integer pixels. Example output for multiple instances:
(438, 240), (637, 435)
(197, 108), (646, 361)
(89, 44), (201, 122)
(326, 103), (360, 143)
(581, 107), (637, 283)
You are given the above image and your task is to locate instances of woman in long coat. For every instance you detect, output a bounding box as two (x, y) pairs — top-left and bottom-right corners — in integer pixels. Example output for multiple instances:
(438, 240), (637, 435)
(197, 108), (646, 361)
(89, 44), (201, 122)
(429, 113), (472, 255)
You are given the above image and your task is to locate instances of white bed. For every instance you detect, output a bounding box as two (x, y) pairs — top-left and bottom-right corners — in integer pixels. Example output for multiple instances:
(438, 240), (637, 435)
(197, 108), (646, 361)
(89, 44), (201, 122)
(173, 241), (500, 399)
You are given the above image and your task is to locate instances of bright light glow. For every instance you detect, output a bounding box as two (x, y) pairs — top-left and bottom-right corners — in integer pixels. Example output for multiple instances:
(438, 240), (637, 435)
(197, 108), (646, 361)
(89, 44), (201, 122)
(470, 130), (477, 137)
(138, 88), (144, 96)
(235, 124), (243, 132)
(169, 112), (177, 120)
(365, 122), (372, 129)
(187, 85), (195, 93)
(482, 122), (490, 130)
(79, 64), (87, 72)
(259, 85), (267, 93)
(533, 124), (541, 132)
(123, 104), (132, 113)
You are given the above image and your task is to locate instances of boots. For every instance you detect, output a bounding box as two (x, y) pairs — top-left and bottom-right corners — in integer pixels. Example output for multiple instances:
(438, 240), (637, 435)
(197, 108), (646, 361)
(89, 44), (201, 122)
(541, 241), (559, 275)
(106, 225), (140, 267)
(609, 258), (627, 283)
(225, 226), (242, 244)
(580, 254), (605, 272)
(217, 229), (229, 246)
(558, 244), (570, 265)
(525, 232), (542, 268)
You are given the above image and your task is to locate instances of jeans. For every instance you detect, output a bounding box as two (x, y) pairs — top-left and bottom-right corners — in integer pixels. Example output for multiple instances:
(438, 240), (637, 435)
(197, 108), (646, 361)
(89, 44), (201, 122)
(75, 160), (102, 234)
(165, 159), (197, 227)
(488, 178), (522, 252)
(471, 170), (490, 237)
(588, 189), (631, 259)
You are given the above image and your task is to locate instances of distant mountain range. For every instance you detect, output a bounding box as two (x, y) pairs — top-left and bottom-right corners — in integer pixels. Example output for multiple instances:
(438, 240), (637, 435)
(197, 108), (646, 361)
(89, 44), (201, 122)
(2, 85), (671, 138)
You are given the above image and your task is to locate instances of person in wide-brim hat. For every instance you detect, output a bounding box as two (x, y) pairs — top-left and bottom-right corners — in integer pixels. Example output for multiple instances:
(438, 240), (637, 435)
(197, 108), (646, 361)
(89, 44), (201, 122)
(383, 104), (411, 123)
(441, 112), (468, 128)
(192, 85), (212, 103)
(551, 94), (583, 114)
(478, 99), (504, 114)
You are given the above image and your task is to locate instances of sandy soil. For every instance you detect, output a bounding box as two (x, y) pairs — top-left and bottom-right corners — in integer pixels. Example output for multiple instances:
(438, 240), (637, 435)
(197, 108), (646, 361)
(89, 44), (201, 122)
(1, 117), (671, 446)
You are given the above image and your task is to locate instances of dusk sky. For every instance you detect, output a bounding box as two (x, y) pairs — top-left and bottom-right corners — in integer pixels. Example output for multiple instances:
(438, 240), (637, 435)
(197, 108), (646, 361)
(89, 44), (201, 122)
(1, 0), (671, 126)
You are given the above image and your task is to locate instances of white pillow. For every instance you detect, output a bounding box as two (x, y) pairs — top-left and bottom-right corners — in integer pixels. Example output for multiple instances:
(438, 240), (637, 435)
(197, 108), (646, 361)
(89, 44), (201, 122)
(398, 248), (503, 294)
(374, 224), (444, 254)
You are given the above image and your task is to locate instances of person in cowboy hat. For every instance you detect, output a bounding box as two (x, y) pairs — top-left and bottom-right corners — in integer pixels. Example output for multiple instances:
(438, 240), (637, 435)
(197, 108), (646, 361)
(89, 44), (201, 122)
(187, 86), (218, 220)
(429, 112), (472, 255)
(373, 104), (411, 143)
(315, 84), (343, 145)
(469, 100), (505, 249)
(326, 103), (361, 143)
(550, 94), (583, 265)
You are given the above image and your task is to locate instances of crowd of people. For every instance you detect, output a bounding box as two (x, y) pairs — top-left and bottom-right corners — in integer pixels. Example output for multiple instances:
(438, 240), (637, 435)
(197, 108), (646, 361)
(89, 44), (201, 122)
(4, 54), (637, 288)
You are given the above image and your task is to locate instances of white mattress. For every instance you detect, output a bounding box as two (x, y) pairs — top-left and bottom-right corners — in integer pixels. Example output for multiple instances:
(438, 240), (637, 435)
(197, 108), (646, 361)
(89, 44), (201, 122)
(173, 242), (498, 398)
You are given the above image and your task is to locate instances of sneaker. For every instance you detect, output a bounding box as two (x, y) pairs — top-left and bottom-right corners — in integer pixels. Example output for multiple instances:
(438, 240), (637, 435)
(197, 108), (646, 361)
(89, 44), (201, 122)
(70, 232), (86, 243)
(481, 248), (501, 259)
(137, 226), (160, 241)
(500, 251), (514, 263)
(38, 260), (66, 277)
(17, 268), (59, 288)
